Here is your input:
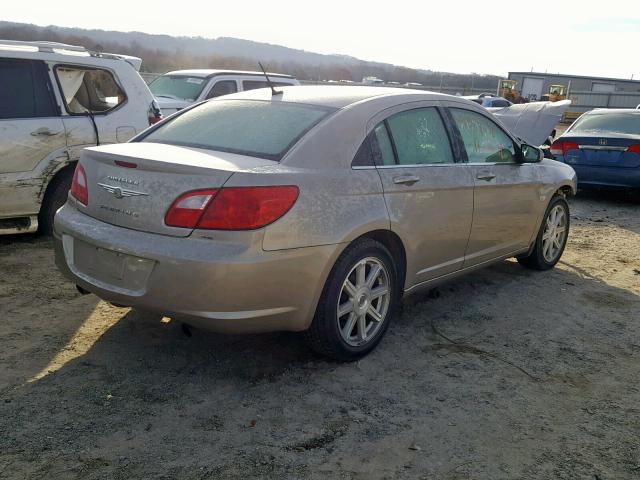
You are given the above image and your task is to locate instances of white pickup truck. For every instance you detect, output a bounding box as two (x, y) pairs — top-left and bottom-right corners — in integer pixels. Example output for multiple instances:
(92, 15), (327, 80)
(149, 69), (299, 116)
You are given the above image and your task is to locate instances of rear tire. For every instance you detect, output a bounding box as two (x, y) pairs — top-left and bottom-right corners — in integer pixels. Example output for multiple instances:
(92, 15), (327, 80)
(518, 195), (570, 271)
(305, 238), (399, 361)
(39, 167), (74, 236)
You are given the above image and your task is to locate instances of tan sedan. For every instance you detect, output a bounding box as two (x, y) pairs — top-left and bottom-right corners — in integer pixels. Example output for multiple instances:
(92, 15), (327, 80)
(54, 86), (576, 360)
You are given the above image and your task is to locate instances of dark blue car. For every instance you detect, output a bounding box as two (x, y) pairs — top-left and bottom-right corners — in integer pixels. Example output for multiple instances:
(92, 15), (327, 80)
(551, 109), (640, 190)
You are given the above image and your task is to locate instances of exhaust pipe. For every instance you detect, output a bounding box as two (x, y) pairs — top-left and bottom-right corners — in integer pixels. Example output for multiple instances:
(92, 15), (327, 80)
(76, 285), (90, 295)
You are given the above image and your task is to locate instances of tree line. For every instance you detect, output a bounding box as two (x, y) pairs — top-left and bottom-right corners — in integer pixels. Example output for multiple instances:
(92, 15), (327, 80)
(0, 24), (502, 90)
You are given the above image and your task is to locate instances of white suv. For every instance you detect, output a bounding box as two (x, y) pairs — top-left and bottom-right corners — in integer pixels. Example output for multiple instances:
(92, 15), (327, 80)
(0, 40), (162, 235)
(149, 69), (299, 116)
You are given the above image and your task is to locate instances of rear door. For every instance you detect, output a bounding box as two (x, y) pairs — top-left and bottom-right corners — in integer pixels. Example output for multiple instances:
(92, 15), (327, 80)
(369, 103), (474, 287)
(446, 105), (542, 266)
(0, 58), (65, 174)
(0, 58), (66, 216)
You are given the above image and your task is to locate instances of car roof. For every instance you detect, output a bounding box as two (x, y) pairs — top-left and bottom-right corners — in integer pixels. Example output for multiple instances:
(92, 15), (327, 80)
(215, 85), (459, 109)
(0, 39), (143, 70)
(586, 108), (640, 115)
(163, 69), (295, 79)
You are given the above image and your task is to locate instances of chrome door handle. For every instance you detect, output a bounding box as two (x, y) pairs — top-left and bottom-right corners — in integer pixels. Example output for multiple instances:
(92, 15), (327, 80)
(31, 129), (61, 137)
(476, 174), (496, 181)
(393, 175), (420, 185)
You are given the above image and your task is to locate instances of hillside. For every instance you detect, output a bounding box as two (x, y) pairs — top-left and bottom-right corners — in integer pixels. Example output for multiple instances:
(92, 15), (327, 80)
(0, 21), (501, 90)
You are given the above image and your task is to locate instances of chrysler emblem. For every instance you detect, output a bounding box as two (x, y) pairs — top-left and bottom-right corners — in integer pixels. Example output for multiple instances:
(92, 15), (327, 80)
(598, 138), (607, 146)
(97, 183), (148, 199)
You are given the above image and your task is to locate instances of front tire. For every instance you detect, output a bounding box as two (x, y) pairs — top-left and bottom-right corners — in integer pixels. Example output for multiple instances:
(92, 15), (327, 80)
(305, 238), (399, 361)
(518, 195), (570, 270)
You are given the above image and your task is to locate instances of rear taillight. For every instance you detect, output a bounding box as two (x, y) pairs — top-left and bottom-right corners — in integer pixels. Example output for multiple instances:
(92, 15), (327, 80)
(626, 144), (640, 154)
(550, 140), (580, 156)
(165, 186), (299, 230)
(165, 189), (219, 228)
(70, 163), (88, 206)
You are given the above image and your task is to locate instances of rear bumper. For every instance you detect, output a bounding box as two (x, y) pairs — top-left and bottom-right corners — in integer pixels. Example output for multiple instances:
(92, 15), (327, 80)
(572, 165), (640, 189)
(53, 203), (342, 333)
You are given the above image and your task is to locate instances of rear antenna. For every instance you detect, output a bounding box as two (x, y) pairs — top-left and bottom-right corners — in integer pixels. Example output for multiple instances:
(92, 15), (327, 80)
(259, 62), (282, 96)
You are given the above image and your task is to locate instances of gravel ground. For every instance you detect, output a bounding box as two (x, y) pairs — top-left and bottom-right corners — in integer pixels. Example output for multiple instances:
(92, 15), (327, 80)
(1, 190), (639, 480)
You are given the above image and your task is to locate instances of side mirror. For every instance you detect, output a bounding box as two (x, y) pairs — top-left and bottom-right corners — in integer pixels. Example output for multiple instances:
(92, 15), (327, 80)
(520, 143), (543, 163)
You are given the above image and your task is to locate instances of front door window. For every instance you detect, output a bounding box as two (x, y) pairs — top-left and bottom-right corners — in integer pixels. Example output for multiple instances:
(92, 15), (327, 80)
(450, 108), (516, 163)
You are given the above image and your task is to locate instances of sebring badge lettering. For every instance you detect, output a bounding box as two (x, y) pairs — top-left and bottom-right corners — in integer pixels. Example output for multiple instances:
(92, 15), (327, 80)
(99, 204), (140, 218)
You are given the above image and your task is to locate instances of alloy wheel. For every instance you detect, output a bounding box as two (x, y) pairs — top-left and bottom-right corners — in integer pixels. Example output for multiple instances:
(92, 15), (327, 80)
(336, 257), (391, 346)
(542, 204), (568, 262)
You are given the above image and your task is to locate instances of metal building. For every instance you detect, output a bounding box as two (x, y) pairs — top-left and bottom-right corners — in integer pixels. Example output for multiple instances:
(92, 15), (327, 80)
(507, 72), (640, 113)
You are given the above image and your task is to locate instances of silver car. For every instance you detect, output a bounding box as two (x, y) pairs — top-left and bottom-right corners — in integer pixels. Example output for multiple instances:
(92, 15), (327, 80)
(53, 86), (577, 361)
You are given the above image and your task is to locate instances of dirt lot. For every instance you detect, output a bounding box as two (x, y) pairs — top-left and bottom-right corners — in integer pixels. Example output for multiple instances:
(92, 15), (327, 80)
(1, 191), (639, 480)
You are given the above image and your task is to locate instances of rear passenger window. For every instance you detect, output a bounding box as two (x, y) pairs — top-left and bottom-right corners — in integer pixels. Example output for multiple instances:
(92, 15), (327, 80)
(450, 108), (516, 163)
(352, 136), (374, 167)
(0, 59), (57, 119)
(242, 80), (290, 91)
(351, 124), (396, 167)
(55, 66), (126, 114)
(386, 108), (454, 165)
(373, 123), (395, 165)
(206, 80), (238, 99)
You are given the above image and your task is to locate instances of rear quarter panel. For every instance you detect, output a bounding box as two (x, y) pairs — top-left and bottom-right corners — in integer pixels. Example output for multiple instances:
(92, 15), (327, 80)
(227, 166), (390, 251)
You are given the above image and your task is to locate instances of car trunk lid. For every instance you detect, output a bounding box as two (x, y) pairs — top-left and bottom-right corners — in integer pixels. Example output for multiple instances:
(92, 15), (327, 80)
(560, 134), (640, 168)
(79, 142), (276, 237)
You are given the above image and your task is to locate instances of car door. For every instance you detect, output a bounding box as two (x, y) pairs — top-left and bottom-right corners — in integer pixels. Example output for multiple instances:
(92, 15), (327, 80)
(446, 105), (543, 266)
(0, 58), (65, 175)
(0, 58), (66, 216)
(366, 103), (474, 288)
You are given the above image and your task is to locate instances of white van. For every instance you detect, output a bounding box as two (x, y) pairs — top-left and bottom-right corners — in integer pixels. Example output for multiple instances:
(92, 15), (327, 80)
(149, 69), (299, 116)
(0, 40), (162, 235)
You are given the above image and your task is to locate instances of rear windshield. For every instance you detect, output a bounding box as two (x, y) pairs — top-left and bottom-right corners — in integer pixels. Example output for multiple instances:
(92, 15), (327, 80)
(140, 100), (335, 161)
(149, 75), (207, 101)
(570, 113), (640, 135)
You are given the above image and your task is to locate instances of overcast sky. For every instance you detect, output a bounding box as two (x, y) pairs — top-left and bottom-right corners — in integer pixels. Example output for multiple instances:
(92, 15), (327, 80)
(5, 0), (640, 79)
